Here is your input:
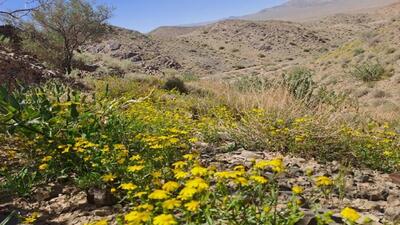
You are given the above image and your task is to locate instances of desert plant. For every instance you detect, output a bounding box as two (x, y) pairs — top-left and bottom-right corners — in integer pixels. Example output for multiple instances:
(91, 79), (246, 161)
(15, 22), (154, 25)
(163, 77), (188, 94)
(353, 48), (365, 56)
(0, 34), (10, 46)
(350, 61), (386, 82)
(283, 67), (315, 101)
(232, 76), (270, 92)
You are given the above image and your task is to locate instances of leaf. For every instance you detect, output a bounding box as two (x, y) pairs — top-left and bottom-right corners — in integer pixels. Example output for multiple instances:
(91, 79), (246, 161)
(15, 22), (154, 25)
(71, 103), (79, 119)
(0, 211), (16, 225)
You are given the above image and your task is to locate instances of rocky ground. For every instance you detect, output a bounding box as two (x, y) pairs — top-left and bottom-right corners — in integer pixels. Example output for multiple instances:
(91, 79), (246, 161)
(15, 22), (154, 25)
(1, 144), (399, 225)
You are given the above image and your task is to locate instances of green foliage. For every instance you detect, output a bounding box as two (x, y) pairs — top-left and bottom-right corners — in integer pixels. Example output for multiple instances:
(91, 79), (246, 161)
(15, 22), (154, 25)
(163, 77), (188, 94)
(350, 61), (387, 82)
(231, 76), (270, 92)
(353, 48), (365, 56)
(0, 34), (10, 46)
(283, 67), (315, 101)
(23, 0), (112, 73)
(0, 211), (17, 225)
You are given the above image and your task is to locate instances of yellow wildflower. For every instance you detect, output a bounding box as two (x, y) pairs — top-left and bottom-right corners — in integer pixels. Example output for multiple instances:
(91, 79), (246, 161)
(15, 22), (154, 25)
(178, 187), (197, 200)
(183, 154), (194, 161)
(234, 177), (249, 186)
(124, 211), (150, 224)
(23, 212), (40, 224)
(190, 166), (208, 176)
(185, 177), (209, 191)
(250, 175), (268, 184)
(130, 154), (141, 161)
(137, 203), (154, 211)
(185, 200), (200, 212)
(102, 173), (116, 182)
(134, 192), (147, 198)
(148, 190), (169, 200)
(174, 170), (188, 179)
(162, 181), (180, 192)
(152, 171), (162, 178)
(292, 186), (304, 195)
(38, 163), (48, 171)
(120, 183), (137, 191)
(127, 165), (144, 173)
(162, 198), (182, 210)
(341, 207), (361, 222)
(42, 156), (52, 162)
(87, 219), (108, 225)
(172, 161), (187, 169)
(153, 214), (177, 225)
(315, 176), (333, 187)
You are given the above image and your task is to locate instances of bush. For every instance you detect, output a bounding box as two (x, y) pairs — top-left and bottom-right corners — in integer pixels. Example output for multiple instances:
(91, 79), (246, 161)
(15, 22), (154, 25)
(283, 67), (315, 101)
(163, 77), (188, 94)
(353, 48), (365, 56)
(232, 76), (270, 92)
(350, 61), (386, 82)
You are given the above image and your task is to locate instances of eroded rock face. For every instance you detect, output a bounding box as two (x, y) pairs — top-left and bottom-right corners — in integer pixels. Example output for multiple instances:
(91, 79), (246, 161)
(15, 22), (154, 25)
(0, 47), (60, 89)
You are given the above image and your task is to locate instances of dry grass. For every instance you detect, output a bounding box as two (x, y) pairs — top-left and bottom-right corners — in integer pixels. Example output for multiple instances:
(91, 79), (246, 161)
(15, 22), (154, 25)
(190, 79), (365, 126)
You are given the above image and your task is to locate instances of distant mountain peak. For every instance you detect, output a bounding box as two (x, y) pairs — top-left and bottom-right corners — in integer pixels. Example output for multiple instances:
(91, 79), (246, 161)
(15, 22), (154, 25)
(284, 0), (336, 7)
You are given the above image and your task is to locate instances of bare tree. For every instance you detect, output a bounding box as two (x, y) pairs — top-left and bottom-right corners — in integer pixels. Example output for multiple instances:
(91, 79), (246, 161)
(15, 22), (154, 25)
(26, 0), (112, 73)
(0, 0), (52, 19)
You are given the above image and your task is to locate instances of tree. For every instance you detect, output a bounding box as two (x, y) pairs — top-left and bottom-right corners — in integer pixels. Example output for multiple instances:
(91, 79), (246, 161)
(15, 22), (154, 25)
(26, 0), (112, 73)
(0, 0), (53, 20)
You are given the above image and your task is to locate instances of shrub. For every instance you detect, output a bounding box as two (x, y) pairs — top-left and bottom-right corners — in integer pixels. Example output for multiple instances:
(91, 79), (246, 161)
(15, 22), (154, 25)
(353, 48), (365, 56)
(350, 61), (386, 82)
(163, 77), (188, 94)
(283, 67), (315, 101)
(232, 76), (270, 92)
(258, 53), (266, 58)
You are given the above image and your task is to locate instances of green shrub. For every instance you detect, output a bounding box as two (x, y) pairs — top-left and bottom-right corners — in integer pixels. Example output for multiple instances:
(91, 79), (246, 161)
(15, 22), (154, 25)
(0, 34), (10, 46)
(350, 61), (386, 82)
(232, 76), (270, 92)
(283, 67), (315, 101)
(163, 77), (188, 94)
(353, 48), (365, 56)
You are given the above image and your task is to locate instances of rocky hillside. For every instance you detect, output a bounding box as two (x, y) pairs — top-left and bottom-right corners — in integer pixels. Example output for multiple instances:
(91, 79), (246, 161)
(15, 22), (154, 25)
(79, 2), (400, 116)
(241, 0), (399, 21)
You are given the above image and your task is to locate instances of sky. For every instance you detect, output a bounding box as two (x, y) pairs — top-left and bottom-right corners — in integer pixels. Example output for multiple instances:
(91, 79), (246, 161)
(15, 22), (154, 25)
(1, 0), (286, 32)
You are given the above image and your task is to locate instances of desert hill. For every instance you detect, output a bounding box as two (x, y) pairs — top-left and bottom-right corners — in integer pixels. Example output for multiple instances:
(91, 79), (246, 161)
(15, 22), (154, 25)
(79, 1), (400, 116)
(242, 0), (399, 22)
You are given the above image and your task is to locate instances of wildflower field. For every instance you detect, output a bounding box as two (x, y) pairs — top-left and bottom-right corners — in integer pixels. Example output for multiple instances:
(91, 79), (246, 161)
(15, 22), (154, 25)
(1, 76), (400, 224)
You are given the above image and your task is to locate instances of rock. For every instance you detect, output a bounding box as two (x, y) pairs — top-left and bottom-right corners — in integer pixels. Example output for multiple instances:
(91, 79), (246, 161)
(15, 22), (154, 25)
(87, 188), (117, 207)
(389, 173), (400, 185)
(109, 42), (121, 51)
(352, 199), (384, 211)
(93, 207), (113, 217)
(238, 150), (262, 160)
(33, 183), (63, 202)
(295, 210), (318, 225)
(385, 194), (400, 221)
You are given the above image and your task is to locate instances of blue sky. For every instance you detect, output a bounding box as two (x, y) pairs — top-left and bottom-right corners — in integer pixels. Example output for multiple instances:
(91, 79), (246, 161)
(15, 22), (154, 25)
(1, 0), (286, 32)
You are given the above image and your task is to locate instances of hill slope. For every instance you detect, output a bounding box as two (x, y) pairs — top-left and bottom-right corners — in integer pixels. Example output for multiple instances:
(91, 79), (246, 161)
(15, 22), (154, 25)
(242, 0), (399, 21)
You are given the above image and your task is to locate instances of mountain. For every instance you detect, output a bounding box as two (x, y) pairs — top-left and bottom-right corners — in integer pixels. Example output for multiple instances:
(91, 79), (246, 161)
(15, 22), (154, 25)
(242, 0), (399, 21)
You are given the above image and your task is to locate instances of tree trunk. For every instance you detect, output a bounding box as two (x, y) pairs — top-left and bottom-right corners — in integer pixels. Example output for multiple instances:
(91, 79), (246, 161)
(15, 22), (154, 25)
(63, 51), (73, 74)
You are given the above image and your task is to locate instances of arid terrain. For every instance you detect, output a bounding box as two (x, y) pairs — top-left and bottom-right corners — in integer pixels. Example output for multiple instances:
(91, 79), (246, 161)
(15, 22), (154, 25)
(78, 0), (400, 118)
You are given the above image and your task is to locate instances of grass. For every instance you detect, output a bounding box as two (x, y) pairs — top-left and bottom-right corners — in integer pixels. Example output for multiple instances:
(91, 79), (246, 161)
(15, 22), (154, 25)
(1, 76), (399, 224)
(350, 61), (387, 82)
